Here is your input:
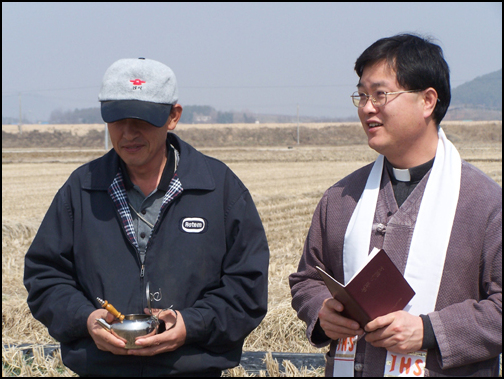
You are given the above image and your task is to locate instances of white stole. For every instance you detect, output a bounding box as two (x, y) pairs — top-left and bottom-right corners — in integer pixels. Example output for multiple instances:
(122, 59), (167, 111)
(336, 128), (461, 376)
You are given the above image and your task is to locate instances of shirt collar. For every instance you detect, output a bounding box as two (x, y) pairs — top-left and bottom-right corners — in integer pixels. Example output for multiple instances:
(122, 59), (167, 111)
(385, 157), (435, 183)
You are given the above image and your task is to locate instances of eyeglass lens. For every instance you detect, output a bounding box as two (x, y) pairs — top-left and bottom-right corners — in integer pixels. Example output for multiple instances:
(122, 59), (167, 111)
(351, 92), (387, 107)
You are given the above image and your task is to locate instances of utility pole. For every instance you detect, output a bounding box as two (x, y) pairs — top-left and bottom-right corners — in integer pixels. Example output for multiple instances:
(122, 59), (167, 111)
(18, 93), (22, 135)
(104, 123), (109, 150)
(296, 104), (300, 145)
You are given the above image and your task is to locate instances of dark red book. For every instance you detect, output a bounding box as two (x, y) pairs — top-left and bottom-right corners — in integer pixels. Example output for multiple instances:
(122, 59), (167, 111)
(316, 248), (415, 328)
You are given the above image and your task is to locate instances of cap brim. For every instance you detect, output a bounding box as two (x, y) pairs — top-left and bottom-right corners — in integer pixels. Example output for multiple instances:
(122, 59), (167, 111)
(101, 100), (173, 127)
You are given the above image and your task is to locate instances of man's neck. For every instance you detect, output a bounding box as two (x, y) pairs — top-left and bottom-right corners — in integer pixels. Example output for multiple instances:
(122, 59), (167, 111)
(127, 152), (167, 197)
(386, 124), (439, 169)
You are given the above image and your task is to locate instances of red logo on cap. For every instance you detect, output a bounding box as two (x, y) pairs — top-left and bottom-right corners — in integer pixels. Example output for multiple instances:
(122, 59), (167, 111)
(130, 79), (146, 85)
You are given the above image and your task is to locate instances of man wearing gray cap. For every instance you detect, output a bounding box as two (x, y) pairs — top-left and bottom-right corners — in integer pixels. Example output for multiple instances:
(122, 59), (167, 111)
(24, 58), (269, 376)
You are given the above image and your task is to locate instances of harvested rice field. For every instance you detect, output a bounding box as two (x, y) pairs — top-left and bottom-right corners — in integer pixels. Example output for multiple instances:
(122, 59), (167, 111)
(2, 122), (501, 376)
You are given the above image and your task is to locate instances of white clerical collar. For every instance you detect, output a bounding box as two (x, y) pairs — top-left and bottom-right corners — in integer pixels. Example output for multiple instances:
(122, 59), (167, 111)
(392, 167), (411, 182)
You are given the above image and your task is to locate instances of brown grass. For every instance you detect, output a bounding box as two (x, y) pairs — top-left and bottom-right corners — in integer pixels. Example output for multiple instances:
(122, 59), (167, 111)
(3, 121), (502, 149)
(2, 122), (501, 376)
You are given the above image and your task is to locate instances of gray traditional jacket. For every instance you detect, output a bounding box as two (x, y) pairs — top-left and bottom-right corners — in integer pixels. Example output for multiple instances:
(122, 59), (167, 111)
(290, 160), (502, 377)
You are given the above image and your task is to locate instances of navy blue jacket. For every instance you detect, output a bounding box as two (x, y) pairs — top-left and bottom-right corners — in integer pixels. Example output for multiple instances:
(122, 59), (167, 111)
(24, 133), (269, 376)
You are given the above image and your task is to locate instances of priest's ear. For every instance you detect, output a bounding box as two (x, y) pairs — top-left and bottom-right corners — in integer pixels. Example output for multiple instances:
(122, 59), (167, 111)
(422, 88), (438, 121)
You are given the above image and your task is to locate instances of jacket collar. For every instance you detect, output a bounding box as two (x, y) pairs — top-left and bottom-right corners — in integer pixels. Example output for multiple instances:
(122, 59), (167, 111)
(82, 133), (215, 192)
(167, 133), (215, 191)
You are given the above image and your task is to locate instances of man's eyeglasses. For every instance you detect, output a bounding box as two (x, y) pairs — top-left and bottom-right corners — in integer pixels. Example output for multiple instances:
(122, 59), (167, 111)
(351, 90), (423, 108)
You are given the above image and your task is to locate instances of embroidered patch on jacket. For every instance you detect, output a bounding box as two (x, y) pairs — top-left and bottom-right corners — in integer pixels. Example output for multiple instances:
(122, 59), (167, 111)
(179, 217), (208, 233)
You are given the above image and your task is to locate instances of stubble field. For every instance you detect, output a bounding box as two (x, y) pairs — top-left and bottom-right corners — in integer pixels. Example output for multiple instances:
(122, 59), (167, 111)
(2, 121), (502, 376)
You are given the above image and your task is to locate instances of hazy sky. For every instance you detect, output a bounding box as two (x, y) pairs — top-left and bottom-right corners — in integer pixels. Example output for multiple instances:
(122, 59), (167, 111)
(2, 2), (502, 122)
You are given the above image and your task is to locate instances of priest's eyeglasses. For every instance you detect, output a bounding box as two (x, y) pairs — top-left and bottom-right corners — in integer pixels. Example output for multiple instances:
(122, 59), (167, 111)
(351, 90), (423, 108)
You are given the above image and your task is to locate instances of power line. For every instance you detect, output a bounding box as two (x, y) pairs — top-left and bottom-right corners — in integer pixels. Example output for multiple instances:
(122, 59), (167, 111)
(3, 70), (499, 96)
(4, 76), (498, 96)
(181, 84), (353, 89)
(3, 83), (354, 96)
(2, 86), (100, 96)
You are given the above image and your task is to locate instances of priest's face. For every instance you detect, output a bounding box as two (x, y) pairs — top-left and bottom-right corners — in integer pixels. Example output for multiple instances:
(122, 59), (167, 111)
(357, 60), (432, 168)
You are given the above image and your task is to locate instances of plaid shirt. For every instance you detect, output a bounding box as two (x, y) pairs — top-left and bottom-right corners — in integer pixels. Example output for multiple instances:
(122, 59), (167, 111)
(108, 168), (183, 250)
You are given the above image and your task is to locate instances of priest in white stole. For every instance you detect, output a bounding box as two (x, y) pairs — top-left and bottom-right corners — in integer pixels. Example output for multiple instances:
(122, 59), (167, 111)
(290, 34), (502, 377)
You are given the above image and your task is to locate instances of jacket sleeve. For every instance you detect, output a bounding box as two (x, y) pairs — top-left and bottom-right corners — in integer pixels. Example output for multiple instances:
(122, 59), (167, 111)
(428, 207), (502, 370)
(23, 184), (96, 344)
(289, 192), (333, 348)
(179, 188), (269, 353)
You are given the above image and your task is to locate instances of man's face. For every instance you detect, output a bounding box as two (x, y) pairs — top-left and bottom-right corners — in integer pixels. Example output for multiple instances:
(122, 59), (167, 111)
(107, 118), (168, 172)
(357, 60), (426, 164)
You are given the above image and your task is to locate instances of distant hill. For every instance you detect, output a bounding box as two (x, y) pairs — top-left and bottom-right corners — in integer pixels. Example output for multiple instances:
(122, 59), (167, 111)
(3, 104), (357, 125)
(3, 70), (501, 124)
(451, 69), (502, 109)
(446, 69), (502, 121)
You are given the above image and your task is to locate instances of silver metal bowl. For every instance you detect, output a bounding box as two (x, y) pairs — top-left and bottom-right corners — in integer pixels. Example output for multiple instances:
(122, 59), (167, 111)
(96, 314), (159, 349)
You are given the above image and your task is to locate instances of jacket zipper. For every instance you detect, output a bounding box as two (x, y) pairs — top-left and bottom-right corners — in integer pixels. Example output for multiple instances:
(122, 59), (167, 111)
(139, 247), (147, 278)
(139, 206), (164, 278)
(112, 204), (146, 278)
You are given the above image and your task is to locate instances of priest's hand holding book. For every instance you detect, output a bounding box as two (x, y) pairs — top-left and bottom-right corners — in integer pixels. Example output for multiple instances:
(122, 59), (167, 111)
(363, 310), (424, 354)
(318, 300), (424, 355)
(318, 298), (365, 341)
(316, 248), (421, 354)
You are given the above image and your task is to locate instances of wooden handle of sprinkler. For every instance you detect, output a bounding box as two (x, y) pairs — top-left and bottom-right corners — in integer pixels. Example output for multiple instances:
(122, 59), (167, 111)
(100, 300), (125, 322)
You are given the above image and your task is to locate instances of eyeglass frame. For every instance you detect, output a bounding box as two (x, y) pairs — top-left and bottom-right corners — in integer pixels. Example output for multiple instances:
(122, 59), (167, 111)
(350, 89), (424, 108)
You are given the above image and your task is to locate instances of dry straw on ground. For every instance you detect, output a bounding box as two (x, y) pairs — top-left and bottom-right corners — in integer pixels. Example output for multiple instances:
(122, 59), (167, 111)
(2, 122), (502, 376)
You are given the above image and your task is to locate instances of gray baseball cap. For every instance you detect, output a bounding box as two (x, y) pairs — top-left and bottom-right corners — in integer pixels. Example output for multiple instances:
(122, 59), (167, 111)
(98, 58), (179, 127)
